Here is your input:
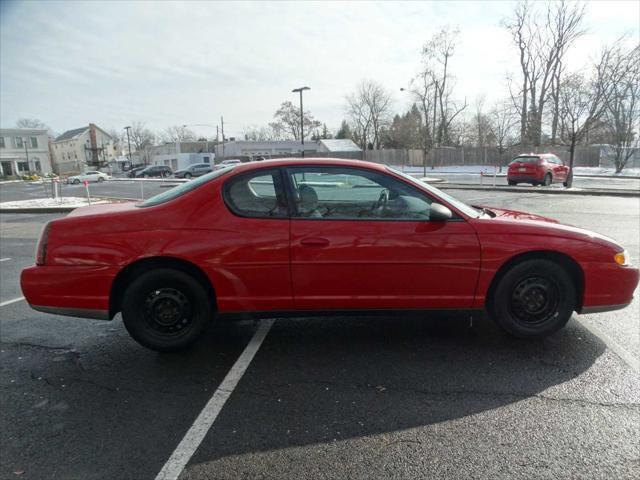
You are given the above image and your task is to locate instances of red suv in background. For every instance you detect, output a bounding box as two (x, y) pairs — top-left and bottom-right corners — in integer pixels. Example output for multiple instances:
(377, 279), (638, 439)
(507, 154), (570, 187)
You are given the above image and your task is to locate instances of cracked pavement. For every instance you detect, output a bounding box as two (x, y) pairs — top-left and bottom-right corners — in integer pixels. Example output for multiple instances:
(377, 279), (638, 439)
(1, 190), (639, 480)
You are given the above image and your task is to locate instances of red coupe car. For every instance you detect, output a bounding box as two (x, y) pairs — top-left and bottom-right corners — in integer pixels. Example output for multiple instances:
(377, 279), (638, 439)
(507, 153), (570, 186)
(21, 159), (638, 351)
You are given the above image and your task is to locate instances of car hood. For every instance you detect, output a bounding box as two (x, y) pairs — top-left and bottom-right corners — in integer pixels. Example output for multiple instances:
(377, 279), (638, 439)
(474, 205), (622, 250)
(478, 206), (559, 223)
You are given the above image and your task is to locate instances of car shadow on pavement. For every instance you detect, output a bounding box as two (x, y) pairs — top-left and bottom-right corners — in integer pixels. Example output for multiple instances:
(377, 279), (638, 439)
(187, 313), (608, 467)
(0, 316), (257, 480)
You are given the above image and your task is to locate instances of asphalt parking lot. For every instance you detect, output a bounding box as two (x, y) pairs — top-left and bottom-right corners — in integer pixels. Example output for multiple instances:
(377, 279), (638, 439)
(1, 187), (639, 479)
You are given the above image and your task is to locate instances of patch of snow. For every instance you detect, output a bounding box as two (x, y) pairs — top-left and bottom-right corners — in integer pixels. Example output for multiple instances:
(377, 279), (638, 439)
(0, 197), (110, 209)
(399, 165), (640, 177)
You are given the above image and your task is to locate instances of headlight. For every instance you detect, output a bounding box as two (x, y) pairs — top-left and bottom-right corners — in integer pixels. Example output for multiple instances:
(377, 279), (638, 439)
(614, 250), (630, 266)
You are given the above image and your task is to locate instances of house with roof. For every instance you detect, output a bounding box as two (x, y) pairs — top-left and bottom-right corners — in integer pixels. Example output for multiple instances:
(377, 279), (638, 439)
(317, 139), (362, 153)
(51, 123), (115, 174)
(0, 128), (53, 178)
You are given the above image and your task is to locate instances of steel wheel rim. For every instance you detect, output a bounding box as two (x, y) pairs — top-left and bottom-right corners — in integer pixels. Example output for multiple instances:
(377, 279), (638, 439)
(509, 276), (560, 325)
(143, 287), (193, 335)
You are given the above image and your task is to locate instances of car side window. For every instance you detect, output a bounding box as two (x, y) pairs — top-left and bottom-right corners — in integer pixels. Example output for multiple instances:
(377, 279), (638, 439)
(287, 167), (433, 220)
(224, 169), (288, 218)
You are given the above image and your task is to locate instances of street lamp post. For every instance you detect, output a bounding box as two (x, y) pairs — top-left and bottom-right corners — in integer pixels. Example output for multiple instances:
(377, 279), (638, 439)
(124, 126), (133, 169)
(292, 86), (310, 157)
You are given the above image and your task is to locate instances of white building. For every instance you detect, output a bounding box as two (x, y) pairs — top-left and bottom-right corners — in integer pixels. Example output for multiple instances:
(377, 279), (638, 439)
(146, 141), (216, 171)
(51, 124), (115, 174)
(0, 128), (53, 178)
(215, 140), (319, 159)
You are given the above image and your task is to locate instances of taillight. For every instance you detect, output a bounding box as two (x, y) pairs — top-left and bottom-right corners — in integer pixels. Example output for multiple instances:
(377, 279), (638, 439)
(36, 222), (51, 265)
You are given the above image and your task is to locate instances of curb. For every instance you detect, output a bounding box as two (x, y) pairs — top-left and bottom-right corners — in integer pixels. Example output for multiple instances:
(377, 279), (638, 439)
(0, 197), (139, 214)
(437, 184), (640, 197)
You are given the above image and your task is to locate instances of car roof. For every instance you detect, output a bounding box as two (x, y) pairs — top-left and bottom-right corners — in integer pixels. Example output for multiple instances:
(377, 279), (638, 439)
(229, 157), (385, 174)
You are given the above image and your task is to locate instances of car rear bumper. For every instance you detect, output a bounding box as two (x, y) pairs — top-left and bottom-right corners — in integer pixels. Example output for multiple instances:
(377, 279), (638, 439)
(507, 173), (544, 182)
(20, 265), (118, 320)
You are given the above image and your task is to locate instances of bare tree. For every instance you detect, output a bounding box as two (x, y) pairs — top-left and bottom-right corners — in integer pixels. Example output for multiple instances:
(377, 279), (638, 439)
(505, 1), (586, 147)
(15, 118), (49, 129)
(489, 101), (519, 171)
(420, 26), (467, 147)
(161, 125), (196, 143)
(346, 86), (373, 150)
(243, 125), (285, 141)
(128, 122), (156, 164)
(270, 101), (321, 141)
(602, 44), (640, 173)
(558, 48), (613, 186)
(405, 70), (437, 173)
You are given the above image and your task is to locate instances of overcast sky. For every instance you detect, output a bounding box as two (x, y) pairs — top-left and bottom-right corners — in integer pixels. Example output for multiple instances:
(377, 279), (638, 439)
(1, 0), (638, 139)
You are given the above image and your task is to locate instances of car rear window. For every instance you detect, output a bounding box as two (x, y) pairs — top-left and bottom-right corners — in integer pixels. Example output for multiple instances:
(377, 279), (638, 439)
(137, 166), (235, 207)
(511, 156), (540, 164)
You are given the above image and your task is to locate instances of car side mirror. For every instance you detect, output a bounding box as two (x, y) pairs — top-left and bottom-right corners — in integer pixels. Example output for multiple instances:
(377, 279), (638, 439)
(429, 203), (452, 221)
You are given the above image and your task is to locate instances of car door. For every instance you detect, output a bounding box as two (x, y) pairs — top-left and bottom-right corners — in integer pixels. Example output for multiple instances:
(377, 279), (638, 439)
(286, 166), (481, 311)
(218, 168), (293, 311)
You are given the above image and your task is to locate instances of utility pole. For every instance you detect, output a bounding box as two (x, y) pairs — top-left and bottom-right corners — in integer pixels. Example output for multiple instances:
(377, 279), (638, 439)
(124, 126), (133, 169)
(292, 86), (310, 158)
(23, 137), (29, 170)
(221, 116), (225, 160)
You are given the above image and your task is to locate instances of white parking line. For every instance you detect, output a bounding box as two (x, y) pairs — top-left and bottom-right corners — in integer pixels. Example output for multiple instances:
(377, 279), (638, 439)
(0, 258), (11, 262)
(0, 296), (25, 307)
(155, 318), (275, 480)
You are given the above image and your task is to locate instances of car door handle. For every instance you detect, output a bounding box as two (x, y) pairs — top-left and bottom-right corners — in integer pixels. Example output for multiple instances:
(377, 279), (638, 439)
(300, 237), (330, 247)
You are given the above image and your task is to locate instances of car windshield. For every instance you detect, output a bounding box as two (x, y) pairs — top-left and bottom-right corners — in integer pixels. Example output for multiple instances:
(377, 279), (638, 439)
(137, 166), (235, 207)
(386, 167), (483, 218)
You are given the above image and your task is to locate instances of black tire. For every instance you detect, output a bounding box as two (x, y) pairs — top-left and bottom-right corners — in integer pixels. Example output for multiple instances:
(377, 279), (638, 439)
(184, 172), (192, 179)
(508, 180), (517, 186)
(98, 177), (105, 182)
(121, 269), (212, 351)
(489, 259), (575, 338)
(143, 173), (150, 178)
(542, 173), (552, 186)
(73, 178), (81, 184)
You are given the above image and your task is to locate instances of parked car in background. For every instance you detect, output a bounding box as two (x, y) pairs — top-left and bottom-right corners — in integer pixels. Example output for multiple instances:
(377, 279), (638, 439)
(66, 171), (111, 184)
(135, 165), (172, 178)
(507, 154), (570, 187)
(174, 163), (212, 179)
(215, 159), (242, 170)
(127, 166), (147, 178)
(21, 158), (638, 352)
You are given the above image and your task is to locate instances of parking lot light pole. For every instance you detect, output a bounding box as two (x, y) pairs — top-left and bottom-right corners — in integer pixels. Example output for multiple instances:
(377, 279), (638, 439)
(292, 86), (310, 158)
(124, 126), (133, 169)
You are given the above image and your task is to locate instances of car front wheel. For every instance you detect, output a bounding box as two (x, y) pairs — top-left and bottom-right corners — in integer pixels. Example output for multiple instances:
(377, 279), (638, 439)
(121, 269), (212, 351)
(508, 180), (517, 186)
(489, 259), (575, 338)
(98, 177), (105, 182)
(184, 172), (192, 179)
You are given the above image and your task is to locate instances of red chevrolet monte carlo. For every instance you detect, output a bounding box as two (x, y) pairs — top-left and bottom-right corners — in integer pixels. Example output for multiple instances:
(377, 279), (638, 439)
(21, 159), (639, 351)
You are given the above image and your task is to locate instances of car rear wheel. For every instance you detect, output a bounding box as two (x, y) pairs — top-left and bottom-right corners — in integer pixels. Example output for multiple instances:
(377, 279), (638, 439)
(121, 269), (212, 351)
(489, 259), (575, 338)
(143, 173), (149, 178)
(73, 179), (80, 184)
(98, 177), (105, 182)
(508, 180), (517, 186)
(542, 173), (552, 186)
